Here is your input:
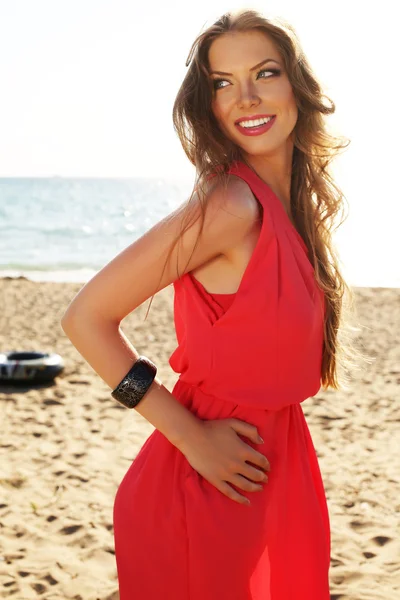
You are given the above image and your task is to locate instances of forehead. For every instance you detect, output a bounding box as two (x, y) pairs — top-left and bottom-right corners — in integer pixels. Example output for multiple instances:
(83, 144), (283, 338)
(208, 30), (280, 71)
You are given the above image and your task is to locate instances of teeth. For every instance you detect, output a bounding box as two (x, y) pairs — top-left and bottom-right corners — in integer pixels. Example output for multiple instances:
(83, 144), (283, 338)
(238, 116), (273, 128)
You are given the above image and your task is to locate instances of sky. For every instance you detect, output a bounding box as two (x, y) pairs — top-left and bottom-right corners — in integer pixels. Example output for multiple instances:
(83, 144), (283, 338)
(0, 0), (399, 284)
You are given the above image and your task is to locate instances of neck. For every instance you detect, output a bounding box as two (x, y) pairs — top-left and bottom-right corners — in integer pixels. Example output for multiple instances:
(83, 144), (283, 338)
(242, 144), (294, 217)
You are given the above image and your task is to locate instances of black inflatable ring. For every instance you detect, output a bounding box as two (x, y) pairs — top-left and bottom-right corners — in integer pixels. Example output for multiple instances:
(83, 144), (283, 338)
(0, 351), (64, 384)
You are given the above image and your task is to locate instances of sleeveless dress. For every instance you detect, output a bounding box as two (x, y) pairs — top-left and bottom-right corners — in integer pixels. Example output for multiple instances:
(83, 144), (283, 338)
(113, 160), (331, 599)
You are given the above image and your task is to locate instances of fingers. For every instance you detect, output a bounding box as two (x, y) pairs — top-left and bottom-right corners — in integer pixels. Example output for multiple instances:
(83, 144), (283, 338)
(218, 473), (266, 506)
(244, 445), (271, 472)
(228, 418), (263, 445)
(218, 481), (251, 506)
(241, 463), (269, 483)
(228, 418), (271, 472)
(230, 473), (265, 492)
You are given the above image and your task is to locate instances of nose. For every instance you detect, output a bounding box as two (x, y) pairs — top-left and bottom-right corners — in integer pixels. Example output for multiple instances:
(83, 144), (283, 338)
(237, 80), (260, 110)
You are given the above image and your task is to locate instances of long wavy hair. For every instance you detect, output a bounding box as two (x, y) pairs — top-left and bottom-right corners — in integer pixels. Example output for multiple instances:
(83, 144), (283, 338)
(146, 9), (358, 390)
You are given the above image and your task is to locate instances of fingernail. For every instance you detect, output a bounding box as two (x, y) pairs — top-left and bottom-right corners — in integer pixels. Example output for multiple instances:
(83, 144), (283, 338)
(258, 436), (264, 443)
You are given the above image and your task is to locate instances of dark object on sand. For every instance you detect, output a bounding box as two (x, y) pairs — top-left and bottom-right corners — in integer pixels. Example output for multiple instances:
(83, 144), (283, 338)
(0, 351), (64, 384)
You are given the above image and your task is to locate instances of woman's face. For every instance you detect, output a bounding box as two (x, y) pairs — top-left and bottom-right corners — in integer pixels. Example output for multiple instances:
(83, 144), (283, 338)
(208, 30), (298, 158)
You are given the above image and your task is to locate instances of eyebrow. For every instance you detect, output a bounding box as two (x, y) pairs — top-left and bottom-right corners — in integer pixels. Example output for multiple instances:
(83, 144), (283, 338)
(209, 57), (280, 77)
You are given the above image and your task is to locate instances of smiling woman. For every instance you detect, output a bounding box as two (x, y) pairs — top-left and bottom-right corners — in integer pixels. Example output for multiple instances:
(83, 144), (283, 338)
(61, 8), (354, 600)
(208, 32), (298, 166)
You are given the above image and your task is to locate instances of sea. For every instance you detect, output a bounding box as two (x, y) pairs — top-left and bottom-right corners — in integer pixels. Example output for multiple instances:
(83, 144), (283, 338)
(0, 177), (192, 283)
(0, 177), (399, 288)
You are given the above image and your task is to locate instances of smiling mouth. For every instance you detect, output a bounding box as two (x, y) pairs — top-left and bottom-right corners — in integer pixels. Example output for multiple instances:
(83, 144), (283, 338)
(236, 116), (275, 129)
(234, 115), (277, 137)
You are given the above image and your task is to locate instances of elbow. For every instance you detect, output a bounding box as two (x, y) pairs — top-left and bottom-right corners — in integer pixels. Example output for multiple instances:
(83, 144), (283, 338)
(60, 302), (87, 335)
(61, 306), (119, 337)
(60, 309), (77, 336)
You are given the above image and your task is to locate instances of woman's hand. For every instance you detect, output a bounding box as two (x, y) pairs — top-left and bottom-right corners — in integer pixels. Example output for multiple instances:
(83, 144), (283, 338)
(178, 418), (270, 505)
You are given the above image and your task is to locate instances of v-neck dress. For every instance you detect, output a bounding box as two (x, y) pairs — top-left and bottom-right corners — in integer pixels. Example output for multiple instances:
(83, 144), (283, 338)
(113, 160), (331, 599)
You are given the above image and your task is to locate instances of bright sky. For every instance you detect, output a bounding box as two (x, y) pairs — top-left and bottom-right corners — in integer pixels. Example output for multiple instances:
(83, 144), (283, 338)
(0, 0), (399, 284)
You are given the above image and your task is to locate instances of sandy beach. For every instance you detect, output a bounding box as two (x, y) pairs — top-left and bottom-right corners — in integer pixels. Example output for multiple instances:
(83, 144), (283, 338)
(0, 277), (399, 600)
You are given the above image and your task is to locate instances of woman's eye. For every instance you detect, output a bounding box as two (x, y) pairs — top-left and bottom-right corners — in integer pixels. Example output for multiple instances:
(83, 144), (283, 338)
(257, 68), (281, 79)
(213, 79), (229, 90)
(212, 68), (280, 91)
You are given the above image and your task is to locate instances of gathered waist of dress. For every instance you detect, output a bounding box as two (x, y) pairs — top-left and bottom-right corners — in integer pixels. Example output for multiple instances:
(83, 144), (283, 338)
(171, 376), (310, 414)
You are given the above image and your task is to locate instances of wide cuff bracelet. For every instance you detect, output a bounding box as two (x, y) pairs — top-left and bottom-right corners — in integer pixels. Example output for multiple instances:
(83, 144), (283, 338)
(111, 355), (157, 409)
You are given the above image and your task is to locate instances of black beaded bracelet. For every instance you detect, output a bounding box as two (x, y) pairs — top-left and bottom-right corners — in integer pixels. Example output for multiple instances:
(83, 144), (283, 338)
(111, 356), (157, 409)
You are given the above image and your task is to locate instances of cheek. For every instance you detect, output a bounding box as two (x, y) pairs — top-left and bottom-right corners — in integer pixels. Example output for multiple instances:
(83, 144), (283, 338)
(279, 83), (297, 112)
(271, 85), (298, 124)
(211, 105), (235, 143)
(212, 97), (225, 121)
(211, 100), (229, 134)
(287, 96), (298, 126)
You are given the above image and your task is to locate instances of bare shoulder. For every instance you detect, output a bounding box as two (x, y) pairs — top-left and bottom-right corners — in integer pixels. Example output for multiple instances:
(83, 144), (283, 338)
(211, 174), (261, 225)
(61, 173), (259, 324)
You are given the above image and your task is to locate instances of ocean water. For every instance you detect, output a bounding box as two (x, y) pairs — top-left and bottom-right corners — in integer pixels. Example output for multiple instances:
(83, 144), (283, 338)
(0, 177), (399, 288)
(0, 177), (191, 283)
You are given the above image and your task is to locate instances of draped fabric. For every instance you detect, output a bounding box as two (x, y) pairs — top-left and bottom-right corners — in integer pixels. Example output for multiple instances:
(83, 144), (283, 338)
(113, 161), (331, 599)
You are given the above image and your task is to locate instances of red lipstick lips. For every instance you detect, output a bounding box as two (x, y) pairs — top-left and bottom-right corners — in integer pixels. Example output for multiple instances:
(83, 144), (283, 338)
(235, 114), (276, 137)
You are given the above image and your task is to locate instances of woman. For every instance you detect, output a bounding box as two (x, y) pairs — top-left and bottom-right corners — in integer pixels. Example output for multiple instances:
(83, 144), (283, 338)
(61, 9), (352, 600)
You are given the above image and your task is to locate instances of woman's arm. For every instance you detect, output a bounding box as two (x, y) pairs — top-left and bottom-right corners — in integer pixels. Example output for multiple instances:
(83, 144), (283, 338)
(60, 314), (201, 447)
(61, 176), (259, 449)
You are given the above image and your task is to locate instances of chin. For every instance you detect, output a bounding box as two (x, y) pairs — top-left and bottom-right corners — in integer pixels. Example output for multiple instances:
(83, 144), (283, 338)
(237, 140), (276, 156)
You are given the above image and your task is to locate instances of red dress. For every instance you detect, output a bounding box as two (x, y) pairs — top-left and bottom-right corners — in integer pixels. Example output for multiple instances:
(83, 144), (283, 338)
(113, 161), (331, 599)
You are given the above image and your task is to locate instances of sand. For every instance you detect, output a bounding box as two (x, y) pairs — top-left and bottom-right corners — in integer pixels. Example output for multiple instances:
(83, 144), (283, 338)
(0, 277), (399, 600)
